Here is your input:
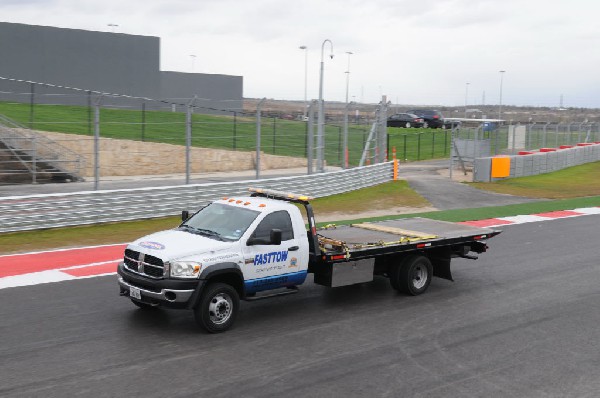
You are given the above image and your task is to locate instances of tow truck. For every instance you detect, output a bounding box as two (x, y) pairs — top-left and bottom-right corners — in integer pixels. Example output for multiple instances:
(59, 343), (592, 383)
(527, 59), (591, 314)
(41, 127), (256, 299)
(117, 188), (502, 333)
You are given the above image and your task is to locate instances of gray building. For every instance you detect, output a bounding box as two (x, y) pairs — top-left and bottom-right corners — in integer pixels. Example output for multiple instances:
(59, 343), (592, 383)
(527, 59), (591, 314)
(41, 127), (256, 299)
(0, 21), (243, 114)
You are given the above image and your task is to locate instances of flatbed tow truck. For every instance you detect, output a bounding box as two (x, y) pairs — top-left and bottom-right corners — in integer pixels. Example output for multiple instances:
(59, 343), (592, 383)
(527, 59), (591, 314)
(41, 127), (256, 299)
(117, 188), (502, 333)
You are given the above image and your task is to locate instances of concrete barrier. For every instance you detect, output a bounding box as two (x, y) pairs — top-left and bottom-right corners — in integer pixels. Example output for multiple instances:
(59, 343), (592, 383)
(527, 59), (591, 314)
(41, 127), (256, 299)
(473, 143), (600, 182)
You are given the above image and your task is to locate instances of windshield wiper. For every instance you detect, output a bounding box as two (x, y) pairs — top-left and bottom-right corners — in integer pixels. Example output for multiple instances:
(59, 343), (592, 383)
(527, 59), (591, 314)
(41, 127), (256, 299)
(195, 228), (225, 241)
(178, 225), (224, 241)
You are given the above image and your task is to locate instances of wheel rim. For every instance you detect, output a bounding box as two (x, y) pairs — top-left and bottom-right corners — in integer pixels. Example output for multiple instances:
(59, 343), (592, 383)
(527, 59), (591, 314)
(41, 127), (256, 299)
(412, 265), (428, 289)
(405, 122), (410, 128)
(208, 293), (233, 325)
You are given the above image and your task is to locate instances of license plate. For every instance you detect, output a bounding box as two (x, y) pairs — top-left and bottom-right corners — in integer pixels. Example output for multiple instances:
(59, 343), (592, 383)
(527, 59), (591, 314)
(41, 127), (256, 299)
(129, 286), (141, 300)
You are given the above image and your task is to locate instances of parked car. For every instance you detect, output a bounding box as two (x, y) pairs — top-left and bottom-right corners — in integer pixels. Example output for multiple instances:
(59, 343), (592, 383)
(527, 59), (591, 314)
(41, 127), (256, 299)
(407, 109), (444, 129)
(386, 113), (425, 128)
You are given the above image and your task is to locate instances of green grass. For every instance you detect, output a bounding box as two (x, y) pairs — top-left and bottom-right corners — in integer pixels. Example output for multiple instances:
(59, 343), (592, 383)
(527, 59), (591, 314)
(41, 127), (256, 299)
(469, 161), (600, 199)
(0, 101), (454, 166)
(326, 196), (600, 227)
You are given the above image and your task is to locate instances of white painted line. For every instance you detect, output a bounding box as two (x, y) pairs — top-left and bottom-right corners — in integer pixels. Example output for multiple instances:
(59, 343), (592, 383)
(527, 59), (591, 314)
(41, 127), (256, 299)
(58, 259), (121, 271)
(0, 270), (75, 289)
(573, 207), (600, 215)
(0, 243), (126, 258)
(69, 272), (117, 280)
(498, 215), (549, 224)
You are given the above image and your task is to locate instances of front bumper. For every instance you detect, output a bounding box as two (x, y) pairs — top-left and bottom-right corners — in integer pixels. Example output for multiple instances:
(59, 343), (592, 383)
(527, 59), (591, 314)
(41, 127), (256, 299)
(117, 262), (202, 309)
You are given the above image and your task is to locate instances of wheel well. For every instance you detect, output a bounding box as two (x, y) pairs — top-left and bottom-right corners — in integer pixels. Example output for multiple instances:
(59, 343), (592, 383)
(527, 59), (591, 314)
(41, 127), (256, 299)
(206, 272), (244, 298)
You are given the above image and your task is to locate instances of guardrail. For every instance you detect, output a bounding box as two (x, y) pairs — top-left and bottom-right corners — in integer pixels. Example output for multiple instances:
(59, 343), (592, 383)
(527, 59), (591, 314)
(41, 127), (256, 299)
(0, 162), (394, 233)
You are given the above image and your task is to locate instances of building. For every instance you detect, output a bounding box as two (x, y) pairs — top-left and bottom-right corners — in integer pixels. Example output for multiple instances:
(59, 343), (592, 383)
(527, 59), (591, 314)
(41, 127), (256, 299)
(0, 21), (243, 114)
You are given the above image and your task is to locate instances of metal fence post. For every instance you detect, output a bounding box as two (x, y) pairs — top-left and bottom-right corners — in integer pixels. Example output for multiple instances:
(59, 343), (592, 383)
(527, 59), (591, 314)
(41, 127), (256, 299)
(93, 95), (103, 190)
(233, 111), (237, 150)
(185, 96), (197, 184)
(141, 101), (146, 142)
(272, 117), (276, 154)
(307, 100), (316, 174)
(29, 82), (35, 129)
(343, 101), (352, 168)
(256, 98), (266, 179)
(32, 134), (37, 184)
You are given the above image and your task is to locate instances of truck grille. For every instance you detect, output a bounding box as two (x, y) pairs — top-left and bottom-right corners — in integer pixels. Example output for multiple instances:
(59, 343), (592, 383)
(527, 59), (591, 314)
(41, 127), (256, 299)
(124, 249), (165, 279)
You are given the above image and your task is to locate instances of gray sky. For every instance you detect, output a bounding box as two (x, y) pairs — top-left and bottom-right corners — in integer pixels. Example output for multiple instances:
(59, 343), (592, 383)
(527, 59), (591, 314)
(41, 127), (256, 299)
(2, 0), (599, 107)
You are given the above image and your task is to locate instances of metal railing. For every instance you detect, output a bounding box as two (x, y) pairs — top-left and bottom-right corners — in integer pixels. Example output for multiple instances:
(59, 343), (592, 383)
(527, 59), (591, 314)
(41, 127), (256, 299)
(0, 115), (85, 183)
(0, 161), (394, 233)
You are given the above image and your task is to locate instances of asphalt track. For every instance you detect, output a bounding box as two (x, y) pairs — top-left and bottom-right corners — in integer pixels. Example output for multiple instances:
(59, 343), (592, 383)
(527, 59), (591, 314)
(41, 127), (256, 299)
(1, 213), (600, 397)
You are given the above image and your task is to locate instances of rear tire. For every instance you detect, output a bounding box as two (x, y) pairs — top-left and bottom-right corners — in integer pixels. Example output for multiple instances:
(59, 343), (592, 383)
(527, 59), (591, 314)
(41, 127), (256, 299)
(194, 283), (239, 333)
(390, 255), (432, 295)
(423, 122), (429, 128)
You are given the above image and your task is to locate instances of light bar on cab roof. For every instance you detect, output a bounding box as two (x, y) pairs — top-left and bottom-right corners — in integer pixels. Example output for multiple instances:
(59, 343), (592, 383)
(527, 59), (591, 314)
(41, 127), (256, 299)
(249, 187), (313, 202)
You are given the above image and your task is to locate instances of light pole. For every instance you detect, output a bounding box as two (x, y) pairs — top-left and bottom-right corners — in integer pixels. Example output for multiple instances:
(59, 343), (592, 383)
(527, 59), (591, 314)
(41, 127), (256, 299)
(190, 55), (197, 72)
(343, 51), (353, 169)
(299, 45), (308, 117)
(317, 39), (333, 173)
(498, 70), (506, 120)
(464, 82), (470, 118)
(107, 23), (118, 33)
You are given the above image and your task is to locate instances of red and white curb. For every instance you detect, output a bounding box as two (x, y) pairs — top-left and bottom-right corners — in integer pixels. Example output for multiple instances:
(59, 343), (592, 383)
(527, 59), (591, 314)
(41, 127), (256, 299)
(459, 206), (600, 228)
(1, 206), (599, 290)
(0, 243), (125, 290)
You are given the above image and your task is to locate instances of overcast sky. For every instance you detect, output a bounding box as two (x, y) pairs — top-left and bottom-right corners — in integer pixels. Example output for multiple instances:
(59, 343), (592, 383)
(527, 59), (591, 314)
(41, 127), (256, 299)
(2, 0), (599, 107)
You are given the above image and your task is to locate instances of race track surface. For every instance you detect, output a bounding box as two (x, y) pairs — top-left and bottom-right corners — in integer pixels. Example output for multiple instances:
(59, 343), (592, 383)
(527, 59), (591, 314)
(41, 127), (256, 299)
(1, 214), (600, 397)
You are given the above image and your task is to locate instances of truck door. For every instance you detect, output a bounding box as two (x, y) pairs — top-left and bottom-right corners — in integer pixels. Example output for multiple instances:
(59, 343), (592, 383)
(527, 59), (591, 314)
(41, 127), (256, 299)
(242, 210), (308, 294)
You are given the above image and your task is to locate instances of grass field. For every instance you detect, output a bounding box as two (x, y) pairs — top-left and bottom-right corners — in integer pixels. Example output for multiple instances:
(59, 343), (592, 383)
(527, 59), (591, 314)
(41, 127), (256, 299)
(0, 101), (455, 166)
(469, 161), (600, 199)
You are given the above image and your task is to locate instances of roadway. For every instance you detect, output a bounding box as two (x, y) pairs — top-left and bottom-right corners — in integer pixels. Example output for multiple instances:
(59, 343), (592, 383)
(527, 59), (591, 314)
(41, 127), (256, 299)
(1, 215), (599, 397)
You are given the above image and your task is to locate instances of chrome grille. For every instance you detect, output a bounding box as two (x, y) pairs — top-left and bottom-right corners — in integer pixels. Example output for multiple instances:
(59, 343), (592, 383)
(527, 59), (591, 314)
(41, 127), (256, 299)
(123, 249), (165, 279)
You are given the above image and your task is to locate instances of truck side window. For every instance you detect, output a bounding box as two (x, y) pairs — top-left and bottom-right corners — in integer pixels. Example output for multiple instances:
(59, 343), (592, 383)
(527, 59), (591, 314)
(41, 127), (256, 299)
(252, 211), (294, 241)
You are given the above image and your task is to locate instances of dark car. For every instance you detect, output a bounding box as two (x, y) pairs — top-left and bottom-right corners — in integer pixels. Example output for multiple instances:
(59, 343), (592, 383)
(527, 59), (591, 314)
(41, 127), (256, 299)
(407, 109), (444, 129)
(386, 113), (425, 128)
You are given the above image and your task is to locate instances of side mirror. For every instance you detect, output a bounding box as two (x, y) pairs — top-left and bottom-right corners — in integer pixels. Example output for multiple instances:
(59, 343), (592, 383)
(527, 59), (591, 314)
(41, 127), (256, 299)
(181, 210), (190, 222)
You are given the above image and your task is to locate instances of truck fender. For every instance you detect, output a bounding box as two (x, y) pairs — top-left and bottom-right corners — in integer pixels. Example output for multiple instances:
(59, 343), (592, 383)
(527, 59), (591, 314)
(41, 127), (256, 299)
(187, 262), (244, 309)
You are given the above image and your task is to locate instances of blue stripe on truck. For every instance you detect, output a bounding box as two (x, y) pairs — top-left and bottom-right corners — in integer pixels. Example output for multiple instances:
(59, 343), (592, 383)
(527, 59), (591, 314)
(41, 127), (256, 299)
(244, 271), (308, 294)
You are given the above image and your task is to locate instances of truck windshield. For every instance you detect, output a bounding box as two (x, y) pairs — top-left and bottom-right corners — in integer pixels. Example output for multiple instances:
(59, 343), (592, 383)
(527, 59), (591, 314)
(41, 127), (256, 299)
(180, 203), (260, 242)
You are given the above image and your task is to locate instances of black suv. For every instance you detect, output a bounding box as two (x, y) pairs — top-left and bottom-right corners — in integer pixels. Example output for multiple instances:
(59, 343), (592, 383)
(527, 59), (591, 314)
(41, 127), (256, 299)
(407, 109), (444, 129)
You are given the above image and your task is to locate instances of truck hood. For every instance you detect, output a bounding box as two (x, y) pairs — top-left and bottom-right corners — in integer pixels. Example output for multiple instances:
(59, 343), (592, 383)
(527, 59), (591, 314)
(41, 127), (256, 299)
(128, 229), (237, 262)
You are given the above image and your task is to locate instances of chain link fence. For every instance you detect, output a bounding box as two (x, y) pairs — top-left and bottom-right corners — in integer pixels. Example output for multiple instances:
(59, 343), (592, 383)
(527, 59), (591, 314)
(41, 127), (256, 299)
(2, 77), (599, 188)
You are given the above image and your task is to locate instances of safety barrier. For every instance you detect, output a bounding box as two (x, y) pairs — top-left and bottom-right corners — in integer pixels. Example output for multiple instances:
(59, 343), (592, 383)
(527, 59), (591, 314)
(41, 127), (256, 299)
(473, 143), (600, 182)
(0, 162), (394, 233)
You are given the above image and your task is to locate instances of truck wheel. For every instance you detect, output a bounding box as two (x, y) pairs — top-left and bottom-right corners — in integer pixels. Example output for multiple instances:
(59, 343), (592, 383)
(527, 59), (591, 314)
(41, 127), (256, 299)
(194, 283), (239, 333)
(390, 255), (432, 295)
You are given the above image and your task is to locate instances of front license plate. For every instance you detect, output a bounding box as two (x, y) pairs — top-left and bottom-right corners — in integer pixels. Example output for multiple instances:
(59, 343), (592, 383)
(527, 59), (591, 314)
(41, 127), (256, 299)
(129, 286), (141, 300)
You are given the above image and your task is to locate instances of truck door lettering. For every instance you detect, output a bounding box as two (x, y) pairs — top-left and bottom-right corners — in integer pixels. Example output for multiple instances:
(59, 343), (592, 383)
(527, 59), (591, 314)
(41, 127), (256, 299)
(254, 250), (288, 266)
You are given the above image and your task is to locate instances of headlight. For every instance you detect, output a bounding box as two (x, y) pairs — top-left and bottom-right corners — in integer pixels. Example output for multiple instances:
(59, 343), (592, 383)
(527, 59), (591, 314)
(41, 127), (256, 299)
(168, 261), (202, 278)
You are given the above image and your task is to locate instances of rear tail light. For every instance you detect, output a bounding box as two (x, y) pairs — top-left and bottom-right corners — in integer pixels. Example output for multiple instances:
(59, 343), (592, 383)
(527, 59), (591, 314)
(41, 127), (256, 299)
(433, 115), (439, 119)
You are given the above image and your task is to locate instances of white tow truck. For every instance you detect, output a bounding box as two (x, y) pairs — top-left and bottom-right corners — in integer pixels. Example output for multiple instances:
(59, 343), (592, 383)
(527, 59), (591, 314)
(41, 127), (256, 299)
(117, 188), (501, 333)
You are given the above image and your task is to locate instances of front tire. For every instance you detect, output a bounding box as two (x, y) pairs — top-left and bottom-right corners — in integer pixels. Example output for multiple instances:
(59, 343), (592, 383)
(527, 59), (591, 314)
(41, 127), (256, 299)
(194, 283), (239, 333)
(405, 122), (411, 128)
(423, 122), (429, 128)
(390, 255), (432, 295)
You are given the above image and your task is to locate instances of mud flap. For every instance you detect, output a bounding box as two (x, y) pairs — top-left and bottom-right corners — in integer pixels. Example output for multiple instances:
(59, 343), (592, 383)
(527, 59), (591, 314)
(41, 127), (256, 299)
(431, 257), (453, 281)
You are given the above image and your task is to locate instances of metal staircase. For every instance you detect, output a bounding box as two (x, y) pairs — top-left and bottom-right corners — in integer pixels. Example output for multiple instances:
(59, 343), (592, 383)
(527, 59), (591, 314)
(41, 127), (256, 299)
(0, 115), (85, 184)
